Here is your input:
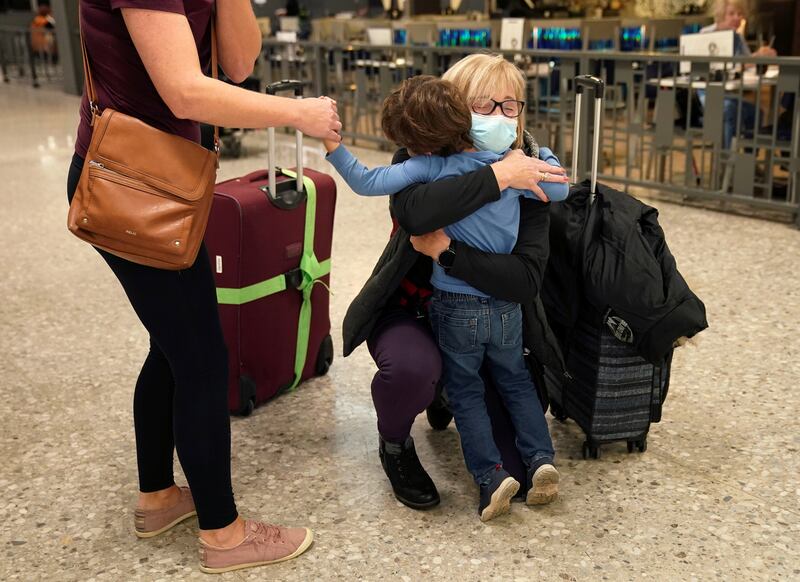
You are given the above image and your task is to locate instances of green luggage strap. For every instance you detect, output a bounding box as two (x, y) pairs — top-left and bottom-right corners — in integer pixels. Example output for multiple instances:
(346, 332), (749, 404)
(216, 169), (331, 391)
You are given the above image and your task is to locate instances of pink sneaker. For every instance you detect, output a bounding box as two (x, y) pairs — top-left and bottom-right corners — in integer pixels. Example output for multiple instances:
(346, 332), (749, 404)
(199, 520), (314, 574)
(134, 486), (197, 538)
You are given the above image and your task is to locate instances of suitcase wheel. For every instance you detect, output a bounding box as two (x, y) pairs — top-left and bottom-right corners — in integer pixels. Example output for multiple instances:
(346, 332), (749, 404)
(626, 439), (647, 454)
(237, 375), (257, 417)
(550, 402), (568, 423)
(240, 398), (255, 417)
(315, 334), (334, 377)
(582, 441), (601, 460)
(239, 400), (256, 416)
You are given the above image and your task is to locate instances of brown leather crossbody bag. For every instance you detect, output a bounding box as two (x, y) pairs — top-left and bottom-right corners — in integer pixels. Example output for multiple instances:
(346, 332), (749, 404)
(67, 16), (220, 270)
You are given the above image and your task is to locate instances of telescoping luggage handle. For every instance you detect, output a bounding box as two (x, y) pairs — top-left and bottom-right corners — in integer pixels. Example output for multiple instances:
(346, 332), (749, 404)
(571, 75), (605, 202)
(266, 80), (305, 209)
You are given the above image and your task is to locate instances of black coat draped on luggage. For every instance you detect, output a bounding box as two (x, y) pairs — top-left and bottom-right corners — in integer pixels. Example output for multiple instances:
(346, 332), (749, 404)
(543, 181), (708, 366)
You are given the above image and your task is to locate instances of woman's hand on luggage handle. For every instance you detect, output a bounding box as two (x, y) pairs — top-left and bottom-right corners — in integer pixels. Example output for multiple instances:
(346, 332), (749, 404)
(295, 96), (342, 142)
(410, 229), (451, 261)
(490, 149), (569, 202)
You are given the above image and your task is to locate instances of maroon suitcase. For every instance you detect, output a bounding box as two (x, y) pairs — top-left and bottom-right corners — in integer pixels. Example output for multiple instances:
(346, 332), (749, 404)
(205, 81), (336, 415)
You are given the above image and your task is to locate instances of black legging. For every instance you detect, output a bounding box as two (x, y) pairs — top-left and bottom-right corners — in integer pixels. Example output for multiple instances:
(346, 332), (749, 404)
(68, 154), (237, 530)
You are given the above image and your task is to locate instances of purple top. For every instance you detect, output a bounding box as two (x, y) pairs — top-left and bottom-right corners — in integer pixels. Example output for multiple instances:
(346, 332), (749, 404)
(76, 0), (214, 158)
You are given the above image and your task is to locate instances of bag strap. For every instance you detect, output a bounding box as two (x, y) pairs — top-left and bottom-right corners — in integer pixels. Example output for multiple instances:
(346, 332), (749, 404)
(77, 9), (98, 122)
(209, 17), (219, 153)
(282, 169), (329, 391)
(78, 6), (219, 153)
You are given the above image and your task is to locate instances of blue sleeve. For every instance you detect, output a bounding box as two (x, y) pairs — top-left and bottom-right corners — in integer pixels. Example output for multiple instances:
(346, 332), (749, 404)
(536, 146), (569, 202)
(325, 146), (430, 197)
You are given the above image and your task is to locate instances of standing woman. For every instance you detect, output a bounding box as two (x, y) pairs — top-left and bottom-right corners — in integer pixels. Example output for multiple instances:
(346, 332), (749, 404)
(69, 0), (340, 574)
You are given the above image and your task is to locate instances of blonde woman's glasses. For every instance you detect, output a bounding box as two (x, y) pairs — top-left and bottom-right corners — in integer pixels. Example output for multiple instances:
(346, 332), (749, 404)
(472, 99), (526, 118)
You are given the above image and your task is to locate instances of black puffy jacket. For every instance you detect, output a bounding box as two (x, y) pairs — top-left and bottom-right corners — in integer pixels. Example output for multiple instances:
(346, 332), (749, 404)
(543, 181), (708, 365)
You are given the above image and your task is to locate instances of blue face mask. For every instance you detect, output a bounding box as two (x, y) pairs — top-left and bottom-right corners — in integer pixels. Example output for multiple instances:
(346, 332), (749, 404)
(469, 113), (518, 154)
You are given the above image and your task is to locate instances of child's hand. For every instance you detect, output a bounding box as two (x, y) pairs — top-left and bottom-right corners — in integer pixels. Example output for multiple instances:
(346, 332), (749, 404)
(323, 137), (340, 154)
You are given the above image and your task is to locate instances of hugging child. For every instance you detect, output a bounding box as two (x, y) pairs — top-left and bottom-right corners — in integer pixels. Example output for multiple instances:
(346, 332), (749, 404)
(324, 55), (568, 522)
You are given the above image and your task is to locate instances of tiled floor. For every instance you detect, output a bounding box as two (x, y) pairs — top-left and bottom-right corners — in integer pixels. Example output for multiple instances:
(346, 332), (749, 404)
(1, 84), (799, 581)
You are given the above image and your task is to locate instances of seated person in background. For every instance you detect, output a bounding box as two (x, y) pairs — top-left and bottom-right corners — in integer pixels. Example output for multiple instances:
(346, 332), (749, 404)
(324, 73), (568, 522)
(699, 0), (778, 149)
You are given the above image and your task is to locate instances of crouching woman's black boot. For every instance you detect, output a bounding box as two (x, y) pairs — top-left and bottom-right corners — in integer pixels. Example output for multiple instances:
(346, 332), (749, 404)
(378, 436), (440, 509)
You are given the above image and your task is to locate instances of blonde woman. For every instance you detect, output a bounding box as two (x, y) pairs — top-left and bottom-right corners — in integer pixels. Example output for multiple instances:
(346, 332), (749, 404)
(342, 54), (567, 522)
(701, 0), (777, 57)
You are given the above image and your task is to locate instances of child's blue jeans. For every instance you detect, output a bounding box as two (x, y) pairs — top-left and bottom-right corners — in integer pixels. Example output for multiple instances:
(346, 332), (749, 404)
(429, 290), (554, 486)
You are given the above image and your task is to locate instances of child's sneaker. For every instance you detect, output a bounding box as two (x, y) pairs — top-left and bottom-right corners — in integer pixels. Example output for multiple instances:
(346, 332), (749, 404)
(526, 461), (560, 506)
(478, 467), (520, 522)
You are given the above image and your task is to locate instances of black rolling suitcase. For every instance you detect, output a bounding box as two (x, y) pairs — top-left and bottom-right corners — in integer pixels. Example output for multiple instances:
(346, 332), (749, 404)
(543, 76), (675, 459)
(544, 304), (672, 459)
